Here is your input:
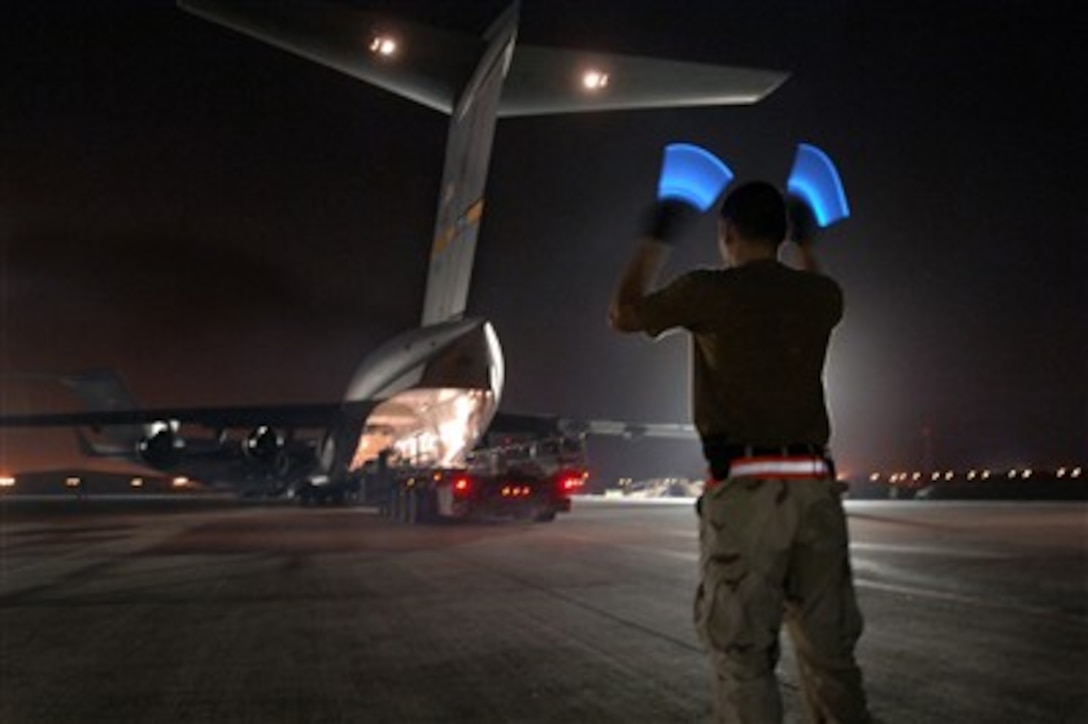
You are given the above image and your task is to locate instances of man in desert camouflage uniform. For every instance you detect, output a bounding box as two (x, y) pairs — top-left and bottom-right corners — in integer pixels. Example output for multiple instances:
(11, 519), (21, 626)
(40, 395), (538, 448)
(609, 181), (871, 723)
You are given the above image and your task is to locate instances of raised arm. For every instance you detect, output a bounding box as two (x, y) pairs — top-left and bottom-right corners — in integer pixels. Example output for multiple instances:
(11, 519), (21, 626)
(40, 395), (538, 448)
(608, 200), (696, 332)
(786, 194), (823, 273)
(608, 238), (672, 333)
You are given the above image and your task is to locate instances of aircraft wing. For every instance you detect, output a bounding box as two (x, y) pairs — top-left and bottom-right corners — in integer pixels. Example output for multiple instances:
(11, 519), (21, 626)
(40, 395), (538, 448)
(490, 411), (695, 441)
(0, 403), (352, 431)
(178, 0), (788, 117)
(558, 418), (697, 440)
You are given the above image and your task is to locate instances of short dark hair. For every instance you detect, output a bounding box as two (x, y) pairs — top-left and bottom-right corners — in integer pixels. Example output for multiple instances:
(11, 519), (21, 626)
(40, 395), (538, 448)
(719, 181), (786, 245)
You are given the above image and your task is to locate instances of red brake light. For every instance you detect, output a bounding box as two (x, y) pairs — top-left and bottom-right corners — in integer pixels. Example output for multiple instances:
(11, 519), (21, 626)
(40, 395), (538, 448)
(453, 476), (471, 498)
(559, 472), (586, 493)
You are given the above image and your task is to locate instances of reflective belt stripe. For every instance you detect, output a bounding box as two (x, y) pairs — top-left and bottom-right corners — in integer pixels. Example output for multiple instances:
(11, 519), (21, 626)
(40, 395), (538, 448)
(728, 456), (830, 479)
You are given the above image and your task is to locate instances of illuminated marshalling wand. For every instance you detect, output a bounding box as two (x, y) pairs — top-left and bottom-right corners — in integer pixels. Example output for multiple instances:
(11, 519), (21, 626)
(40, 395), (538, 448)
(0, 2), (784, 503)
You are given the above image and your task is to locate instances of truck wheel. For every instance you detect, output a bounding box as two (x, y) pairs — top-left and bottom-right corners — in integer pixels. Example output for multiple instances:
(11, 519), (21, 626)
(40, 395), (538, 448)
(392, 487), (404, 521)
(413, 489), (435, 524)
(533, 510), (557, 523)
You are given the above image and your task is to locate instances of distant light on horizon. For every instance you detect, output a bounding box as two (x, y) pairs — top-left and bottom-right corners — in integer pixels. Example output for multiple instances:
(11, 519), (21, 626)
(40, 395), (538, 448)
(863, 465), (1081, 483)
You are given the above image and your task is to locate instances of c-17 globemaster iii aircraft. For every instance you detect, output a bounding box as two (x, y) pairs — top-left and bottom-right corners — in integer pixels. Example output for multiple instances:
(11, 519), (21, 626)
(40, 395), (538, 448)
(1, 1), (786, 506)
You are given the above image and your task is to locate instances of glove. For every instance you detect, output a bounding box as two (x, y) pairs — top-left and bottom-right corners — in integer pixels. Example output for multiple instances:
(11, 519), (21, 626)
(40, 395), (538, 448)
(643, 198), (698, 244)
(786, 193), (819, 245)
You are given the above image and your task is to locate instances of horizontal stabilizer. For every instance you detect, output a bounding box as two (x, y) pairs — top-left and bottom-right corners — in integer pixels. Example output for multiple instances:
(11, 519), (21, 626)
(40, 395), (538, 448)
(502, 45), (786, 116)
(179, 1), (787, 117)
(179, 0), (480, 114)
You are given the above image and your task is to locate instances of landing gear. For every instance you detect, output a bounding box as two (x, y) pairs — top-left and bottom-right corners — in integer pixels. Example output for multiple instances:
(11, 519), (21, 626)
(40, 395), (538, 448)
(292, 477), (359, 506)
(533, 509), (557, 523)
(384, 485), (435, 524)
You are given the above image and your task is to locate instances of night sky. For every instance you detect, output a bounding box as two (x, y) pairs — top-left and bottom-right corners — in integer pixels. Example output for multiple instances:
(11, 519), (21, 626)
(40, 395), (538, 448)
(2, 0), (1084, 481)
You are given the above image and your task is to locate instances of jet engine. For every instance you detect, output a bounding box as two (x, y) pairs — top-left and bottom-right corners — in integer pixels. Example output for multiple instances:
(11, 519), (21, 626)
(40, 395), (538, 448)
(244, 426), (284, 466)
(136, 420), (185, 469)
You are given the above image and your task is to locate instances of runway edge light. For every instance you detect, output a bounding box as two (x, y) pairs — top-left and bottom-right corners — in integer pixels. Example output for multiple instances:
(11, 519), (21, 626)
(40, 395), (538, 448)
(657, 143), (734, 212)
(786, 143), (850, 227)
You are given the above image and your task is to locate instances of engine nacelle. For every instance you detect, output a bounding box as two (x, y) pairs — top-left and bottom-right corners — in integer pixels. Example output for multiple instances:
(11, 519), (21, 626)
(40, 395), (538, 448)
(244, 426), (284, 465)
(137, 421), (185, 469)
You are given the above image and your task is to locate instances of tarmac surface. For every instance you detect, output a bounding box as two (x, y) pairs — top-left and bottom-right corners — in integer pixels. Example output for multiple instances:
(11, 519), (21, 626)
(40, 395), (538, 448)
(1, 495), (1085, 723)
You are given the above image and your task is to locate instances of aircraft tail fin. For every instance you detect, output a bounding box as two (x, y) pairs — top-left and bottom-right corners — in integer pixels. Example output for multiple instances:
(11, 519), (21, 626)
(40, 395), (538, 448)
(62, 370), (146, 450)
(178, 0), (787, 325)
(419, 3), (518, 325)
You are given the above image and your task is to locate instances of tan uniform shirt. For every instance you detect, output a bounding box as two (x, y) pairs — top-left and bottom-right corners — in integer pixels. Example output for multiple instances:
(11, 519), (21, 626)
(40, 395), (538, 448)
(635, 259), (843, 446)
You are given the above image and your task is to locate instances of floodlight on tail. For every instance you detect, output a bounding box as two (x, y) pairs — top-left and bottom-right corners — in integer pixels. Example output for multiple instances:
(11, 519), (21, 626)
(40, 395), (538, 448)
(786, 143), (850, 228)
(657, 143), (734, 212)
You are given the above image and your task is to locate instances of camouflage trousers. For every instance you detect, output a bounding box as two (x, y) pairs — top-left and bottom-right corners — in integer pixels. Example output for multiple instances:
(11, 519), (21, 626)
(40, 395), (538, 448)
(695, 476), (871, 723)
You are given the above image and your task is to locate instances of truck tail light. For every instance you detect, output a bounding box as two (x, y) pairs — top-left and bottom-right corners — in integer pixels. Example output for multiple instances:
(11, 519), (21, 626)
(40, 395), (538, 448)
(559, 472), (586, 494)
(453, 476), (472, 498)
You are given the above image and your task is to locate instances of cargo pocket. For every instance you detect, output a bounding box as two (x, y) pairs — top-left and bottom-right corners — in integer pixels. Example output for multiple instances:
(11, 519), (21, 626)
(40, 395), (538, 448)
(695, 488), (783, 675)
(695, 550), (750, 652)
